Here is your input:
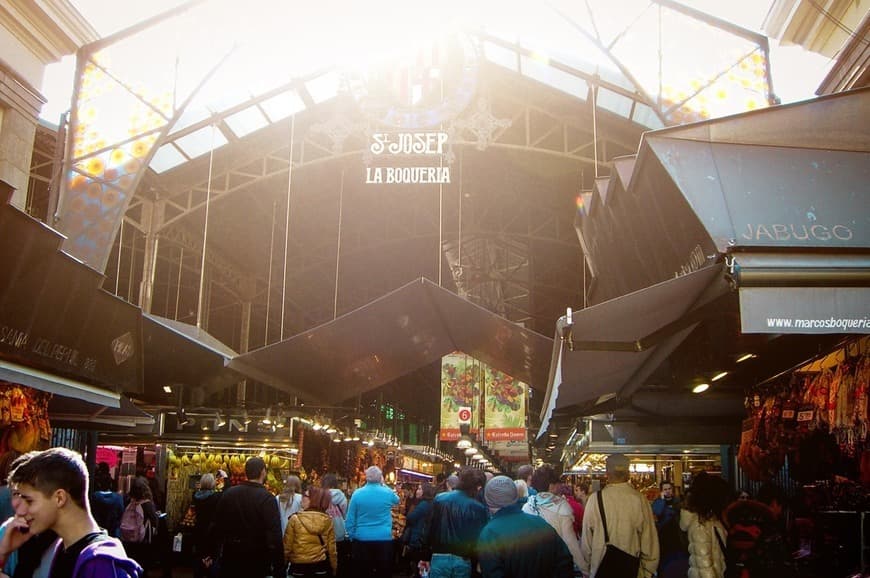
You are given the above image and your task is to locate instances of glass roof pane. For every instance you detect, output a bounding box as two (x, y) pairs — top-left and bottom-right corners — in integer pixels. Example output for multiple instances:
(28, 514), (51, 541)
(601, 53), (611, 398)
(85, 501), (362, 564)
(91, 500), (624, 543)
(583, 0), (654, 46)
(90, 1), (235, 109)
(224, 106), (269, 138)
(483, 40), (519, 72)
(521, 55), (589, 100)
(169, 103), (211, 135)
(596, 87), (633, 118)
(305, 71), (341, 105)
(518, 4), (621, 80)
(659, 9), (769, 122)
(149, 143), (188, 173)
(260, 89), (306, 123)
(174, 125), (228, 159)
(631, 102), (664, 129)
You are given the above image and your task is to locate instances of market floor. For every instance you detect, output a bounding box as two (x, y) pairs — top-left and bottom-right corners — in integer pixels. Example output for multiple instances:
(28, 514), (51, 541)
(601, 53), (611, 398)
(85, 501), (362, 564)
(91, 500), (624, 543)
(145, 565), (413, 577)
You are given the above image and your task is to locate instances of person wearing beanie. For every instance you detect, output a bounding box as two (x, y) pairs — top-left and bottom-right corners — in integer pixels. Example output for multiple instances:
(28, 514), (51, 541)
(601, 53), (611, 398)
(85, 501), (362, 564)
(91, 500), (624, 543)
(477, 476), (574, 578)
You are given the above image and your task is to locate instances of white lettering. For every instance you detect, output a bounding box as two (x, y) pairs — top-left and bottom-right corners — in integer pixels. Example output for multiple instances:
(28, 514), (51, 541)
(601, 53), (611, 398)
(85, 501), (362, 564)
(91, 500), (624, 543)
(370, 132), (449, 156)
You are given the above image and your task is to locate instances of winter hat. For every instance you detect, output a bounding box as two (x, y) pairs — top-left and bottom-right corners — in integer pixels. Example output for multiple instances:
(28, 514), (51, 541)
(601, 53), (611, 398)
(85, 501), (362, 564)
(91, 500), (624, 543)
(485, 475), (518, 512)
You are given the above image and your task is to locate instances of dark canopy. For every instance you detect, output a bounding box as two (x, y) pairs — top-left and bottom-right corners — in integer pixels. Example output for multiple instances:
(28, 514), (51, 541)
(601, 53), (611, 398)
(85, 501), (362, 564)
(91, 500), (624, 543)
(229, 278), (553, 405)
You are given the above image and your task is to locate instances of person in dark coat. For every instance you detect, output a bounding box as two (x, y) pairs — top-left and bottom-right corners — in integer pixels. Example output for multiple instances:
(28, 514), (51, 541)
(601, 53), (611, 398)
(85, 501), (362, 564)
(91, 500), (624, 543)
(477, 475), (574, 578)
(89, 463), (124, 538)
(402, 483), (435, 577)
(192, 473), (221, 578)
(426, 467), (488, 578)
(208, 457), (283, 578)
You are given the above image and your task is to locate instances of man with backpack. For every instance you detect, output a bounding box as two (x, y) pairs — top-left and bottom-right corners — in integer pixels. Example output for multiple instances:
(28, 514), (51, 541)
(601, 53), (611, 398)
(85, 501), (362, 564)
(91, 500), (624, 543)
(0, 447), (143, 578)
(209, 457), (284, 578)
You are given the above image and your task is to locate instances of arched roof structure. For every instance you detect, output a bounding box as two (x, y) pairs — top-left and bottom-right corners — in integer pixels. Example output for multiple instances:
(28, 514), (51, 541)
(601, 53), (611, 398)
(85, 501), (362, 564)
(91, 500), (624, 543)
(49, 0), (774, 421)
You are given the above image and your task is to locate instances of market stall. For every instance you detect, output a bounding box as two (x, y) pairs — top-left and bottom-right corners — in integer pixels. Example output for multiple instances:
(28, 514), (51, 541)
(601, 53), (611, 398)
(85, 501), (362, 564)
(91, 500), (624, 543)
(736, 336), (870, 575)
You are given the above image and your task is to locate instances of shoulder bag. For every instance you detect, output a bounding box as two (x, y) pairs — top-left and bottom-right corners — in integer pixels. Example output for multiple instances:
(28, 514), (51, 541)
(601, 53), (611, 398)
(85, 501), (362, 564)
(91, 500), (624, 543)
(594, 490), (641, 578)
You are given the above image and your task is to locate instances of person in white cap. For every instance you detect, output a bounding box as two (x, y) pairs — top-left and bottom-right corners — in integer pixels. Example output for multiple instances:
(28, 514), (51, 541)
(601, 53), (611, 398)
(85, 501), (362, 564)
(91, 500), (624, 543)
(477, 475), (574, 578)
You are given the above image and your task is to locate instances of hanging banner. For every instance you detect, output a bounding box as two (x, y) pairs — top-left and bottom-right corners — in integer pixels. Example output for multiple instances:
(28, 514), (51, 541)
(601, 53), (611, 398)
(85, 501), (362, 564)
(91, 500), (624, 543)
(439, 352), (480, 441)
(489, 440), (530, 463)
(483, 367), (527, 442)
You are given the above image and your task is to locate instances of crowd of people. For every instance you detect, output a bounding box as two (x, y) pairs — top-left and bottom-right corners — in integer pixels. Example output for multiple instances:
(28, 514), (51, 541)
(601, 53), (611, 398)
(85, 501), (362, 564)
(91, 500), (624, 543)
(0, 447), (810, 578)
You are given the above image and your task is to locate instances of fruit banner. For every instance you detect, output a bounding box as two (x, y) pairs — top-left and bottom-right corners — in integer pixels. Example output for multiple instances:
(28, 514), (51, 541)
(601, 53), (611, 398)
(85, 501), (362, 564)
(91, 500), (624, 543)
(483, 367), (527, 442)
(439, 352), (481, 441)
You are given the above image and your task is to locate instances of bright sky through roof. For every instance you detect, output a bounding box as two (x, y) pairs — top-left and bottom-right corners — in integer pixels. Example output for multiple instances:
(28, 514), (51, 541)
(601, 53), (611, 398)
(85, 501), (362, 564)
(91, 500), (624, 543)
(39, 0), (834, 125)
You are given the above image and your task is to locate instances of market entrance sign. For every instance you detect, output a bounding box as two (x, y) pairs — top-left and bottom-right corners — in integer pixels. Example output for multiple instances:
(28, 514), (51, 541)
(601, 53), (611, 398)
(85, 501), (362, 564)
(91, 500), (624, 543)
(365, 131), (451, 184)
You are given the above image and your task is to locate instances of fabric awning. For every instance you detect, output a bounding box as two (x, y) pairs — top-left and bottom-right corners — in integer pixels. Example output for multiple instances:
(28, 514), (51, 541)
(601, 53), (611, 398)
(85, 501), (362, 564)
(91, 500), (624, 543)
(537, 263), (728, 438)
(0, 359), (121, 407)
(228, 278), (553, 405)
(0, 201), (143, 397)
(49, 394), (154, 431)
(143, 314), (242, 395)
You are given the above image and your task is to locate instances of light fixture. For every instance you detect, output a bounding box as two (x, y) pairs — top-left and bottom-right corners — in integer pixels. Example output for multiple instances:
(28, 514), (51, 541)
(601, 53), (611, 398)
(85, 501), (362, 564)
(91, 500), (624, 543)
(215, 411), (227, 427)
(548, 433), (558, 438)
(692, 383), (710, 394)
(163, 385), (173, 394)
(456, 436), (473, 450)
(177, 408), (190, 427)
(736, 353), (756, 363)
(464, 447), (477, 456)
(326, 426), (337, 434)
(312, 423), (322, 431)
(711, 371), (728, 382)
(472, 452), (483, 460)
(262, 407), (272, 425)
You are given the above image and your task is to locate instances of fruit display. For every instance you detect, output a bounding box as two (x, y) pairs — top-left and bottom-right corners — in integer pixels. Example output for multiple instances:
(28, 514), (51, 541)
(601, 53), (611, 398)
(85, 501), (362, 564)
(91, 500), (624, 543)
(164, 447), (297, 530)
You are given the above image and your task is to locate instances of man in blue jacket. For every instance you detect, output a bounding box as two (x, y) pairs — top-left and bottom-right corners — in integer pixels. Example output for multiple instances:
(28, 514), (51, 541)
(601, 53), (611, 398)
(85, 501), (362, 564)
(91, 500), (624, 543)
(477, 475), (574, 578)
(346, 466), (399, 578)
(0, 447), (142, 578)
(427, 466), (488, 578)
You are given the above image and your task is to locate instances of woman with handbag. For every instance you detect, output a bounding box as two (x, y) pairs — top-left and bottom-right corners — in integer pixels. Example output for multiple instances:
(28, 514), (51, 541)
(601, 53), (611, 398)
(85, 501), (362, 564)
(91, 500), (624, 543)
(284, 487), (338, 577)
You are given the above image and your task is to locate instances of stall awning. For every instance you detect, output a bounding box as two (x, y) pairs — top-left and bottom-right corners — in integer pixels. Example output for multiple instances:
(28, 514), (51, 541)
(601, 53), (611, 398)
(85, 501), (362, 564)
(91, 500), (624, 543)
(48, 394), (154, 431)
(537, 263), (728, 438)
(0, 359), (120, 407)
(228, 278), (553, 405)
(143, 314), (243, 395)
(0, 201), (143, 396)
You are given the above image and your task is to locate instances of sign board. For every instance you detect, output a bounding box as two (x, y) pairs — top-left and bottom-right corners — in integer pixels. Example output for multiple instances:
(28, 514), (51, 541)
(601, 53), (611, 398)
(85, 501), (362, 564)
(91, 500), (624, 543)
(458, 407), (472, 424)
(739, 286), (870, 334)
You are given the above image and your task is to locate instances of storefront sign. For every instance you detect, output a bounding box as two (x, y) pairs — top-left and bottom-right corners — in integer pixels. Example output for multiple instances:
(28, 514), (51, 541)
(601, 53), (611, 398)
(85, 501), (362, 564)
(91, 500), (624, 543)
(739, 286), (870, 334)
(162, 412), (253, 435)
